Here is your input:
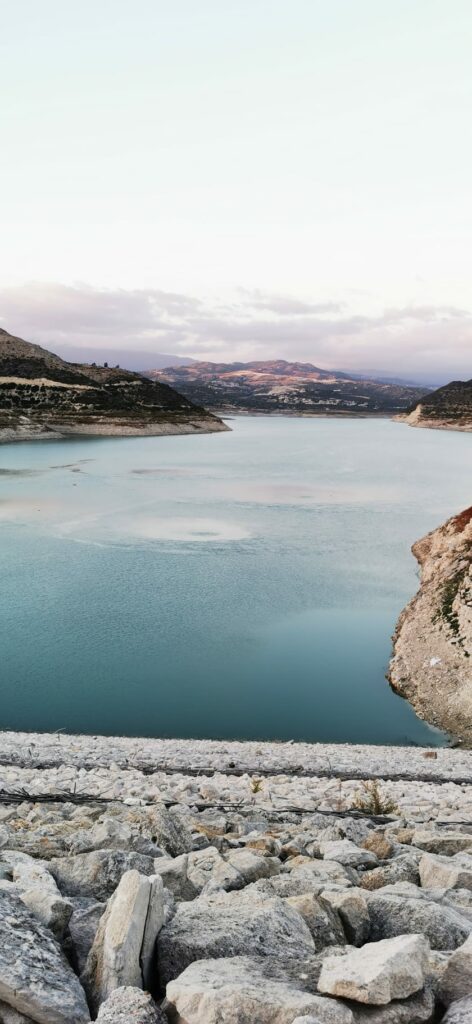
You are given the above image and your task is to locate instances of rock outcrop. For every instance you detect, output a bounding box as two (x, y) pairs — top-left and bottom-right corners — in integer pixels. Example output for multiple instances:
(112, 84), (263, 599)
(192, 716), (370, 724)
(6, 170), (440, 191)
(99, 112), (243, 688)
(0, 328), (227, 441)
(389, 507), (472, 743)
(397, 378), (472, 431)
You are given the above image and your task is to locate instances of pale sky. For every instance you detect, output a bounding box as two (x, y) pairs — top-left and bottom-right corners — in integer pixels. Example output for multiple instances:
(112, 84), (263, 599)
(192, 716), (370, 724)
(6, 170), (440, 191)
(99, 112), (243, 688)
(0, 0), (471, 382)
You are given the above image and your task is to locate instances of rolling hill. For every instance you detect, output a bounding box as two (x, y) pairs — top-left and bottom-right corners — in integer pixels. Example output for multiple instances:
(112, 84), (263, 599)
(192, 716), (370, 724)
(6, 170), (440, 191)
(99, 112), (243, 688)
(150, 359), (430, 416)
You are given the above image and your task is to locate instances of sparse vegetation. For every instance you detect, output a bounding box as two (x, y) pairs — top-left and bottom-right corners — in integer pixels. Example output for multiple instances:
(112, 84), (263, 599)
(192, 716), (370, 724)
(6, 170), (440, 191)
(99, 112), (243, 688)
(250, 777), (263, 794)
(440, 568), (466, 635)
(353, 779), (399, 816)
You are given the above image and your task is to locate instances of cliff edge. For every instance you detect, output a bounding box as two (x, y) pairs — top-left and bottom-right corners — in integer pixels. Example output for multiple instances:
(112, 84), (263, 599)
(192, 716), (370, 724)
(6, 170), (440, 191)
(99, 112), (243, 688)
(389, 507), (472, 743)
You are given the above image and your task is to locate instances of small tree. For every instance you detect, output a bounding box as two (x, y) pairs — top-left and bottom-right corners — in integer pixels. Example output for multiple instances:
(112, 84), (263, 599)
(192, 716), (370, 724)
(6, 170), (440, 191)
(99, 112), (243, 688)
(353, 780), (398, 816)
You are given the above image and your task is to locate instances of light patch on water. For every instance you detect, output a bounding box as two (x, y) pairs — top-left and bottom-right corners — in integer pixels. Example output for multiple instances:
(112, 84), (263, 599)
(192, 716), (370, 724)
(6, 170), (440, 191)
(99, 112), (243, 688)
(130, 466), (201, 477)
(218, 481), (403, 506)
(123, 516), (251, 543)
(0, 497), (63, 520)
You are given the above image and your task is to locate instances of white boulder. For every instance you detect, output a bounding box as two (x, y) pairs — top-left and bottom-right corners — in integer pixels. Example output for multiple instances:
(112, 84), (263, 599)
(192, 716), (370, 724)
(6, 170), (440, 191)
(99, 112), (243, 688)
(318, 934), (429, 1005)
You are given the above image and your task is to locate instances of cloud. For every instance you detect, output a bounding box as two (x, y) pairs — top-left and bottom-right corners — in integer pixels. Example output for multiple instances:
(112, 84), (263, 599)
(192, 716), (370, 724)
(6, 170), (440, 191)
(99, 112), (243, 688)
(0, 281), (470, 383)
(237, 289), (343, 317)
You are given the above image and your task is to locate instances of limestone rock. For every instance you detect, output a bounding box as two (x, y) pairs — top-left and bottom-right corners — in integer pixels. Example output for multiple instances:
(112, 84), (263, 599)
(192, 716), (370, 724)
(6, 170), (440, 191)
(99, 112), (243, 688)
(287, 893), (345, 948)
(319, 840), (377, 869)
(96, 986), (166, 1023)
(50, 849), (155, 899)
(366, 891), (472, 949)
(0, 890), (90, 1024)
(157, 887), (315, 987)
(350, 985), (435, 1022)
(440, 934), (472, 1006)
(165, 955), (354, 1023)
(248, 873), (329, 901)
(360, 854), (419, 891)
(152, 847), (276, 902)
(0, 1003), (36, 1024)
(215, 848), (281, 888)
(1, 851), (72, 938)
(361, 834), (394, 860)
(66, 897), (105, 974)
(141, 875), (165, 991)
(153, 854), (194, 901)
(291, 1018), (324, 1024)
(419, 852), (472, 891)
(412, 831), (472, 856)
(318, 934), (429, 1005)
(82, 870), (164, 1013)
(284, 858), (355, 887)
(322, 889), (370, 946)
(443, 996), (472, 1023)
(21, 886), (73, 939)
(146, 806), (194, 857)
(69, 818), (162, 858)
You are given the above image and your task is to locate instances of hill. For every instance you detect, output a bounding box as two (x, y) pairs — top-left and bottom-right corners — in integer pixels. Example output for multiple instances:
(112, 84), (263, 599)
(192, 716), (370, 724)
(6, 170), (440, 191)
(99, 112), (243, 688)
(0, 329), (227, 441)
(150, 359), (429, 416)
(397, 378), (472, 431)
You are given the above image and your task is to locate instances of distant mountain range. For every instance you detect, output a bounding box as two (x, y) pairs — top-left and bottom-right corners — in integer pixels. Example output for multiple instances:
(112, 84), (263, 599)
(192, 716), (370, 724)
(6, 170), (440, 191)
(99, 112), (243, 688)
(149, 359), (430, 416)
(51, 344), (195, 372)
(397, 378), (472, 431)
(0, 329), (226, 441)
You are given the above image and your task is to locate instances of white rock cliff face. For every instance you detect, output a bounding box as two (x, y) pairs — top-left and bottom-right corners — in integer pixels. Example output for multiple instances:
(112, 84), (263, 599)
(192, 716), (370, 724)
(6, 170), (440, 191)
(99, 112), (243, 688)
(389, 507), (472, 744)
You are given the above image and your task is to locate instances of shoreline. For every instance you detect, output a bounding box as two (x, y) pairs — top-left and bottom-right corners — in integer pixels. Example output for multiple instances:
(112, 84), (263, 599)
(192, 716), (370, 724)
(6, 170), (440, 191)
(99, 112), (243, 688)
(0, 416), (230, 444)
(1, 730), (472, 824)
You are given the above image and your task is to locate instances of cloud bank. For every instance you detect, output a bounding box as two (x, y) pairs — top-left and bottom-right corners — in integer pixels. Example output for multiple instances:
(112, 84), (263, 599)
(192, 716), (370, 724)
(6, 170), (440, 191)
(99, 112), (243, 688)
(0, 282), (470, 384)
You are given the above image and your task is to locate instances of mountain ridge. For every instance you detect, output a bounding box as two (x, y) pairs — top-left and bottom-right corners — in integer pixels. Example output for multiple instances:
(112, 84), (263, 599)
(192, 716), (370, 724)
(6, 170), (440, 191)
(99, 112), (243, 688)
(151, 359), (430, 416)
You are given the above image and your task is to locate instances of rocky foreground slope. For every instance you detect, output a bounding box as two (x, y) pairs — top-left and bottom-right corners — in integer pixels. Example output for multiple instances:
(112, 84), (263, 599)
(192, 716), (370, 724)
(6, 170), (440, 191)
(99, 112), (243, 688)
(397, 379), (472, 431)
(389, 507), (472, 744)
(0, 329), (227, 441)
(2, 733), (472, 1022)
(153, 360), (428, 417)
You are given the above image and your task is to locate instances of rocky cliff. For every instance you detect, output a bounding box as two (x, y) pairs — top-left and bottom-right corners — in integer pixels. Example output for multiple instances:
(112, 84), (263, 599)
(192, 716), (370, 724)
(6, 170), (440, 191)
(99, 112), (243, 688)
(397, 379), (472, 431)
(0, 329), (227, 441)
(389, 508), (472, 743)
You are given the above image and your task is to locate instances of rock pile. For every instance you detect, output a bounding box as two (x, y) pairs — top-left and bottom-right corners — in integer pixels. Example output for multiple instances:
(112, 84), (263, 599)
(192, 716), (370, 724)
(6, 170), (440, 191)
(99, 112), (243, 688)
(2, 779), (472, 1022)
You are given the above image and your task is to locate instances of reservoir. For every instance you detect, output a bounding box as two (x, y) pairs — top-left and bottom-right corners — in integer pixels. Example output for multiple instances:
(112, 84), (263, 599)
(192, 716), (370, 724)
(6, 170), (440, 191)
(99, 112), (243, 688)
(1, 416), (470, 744)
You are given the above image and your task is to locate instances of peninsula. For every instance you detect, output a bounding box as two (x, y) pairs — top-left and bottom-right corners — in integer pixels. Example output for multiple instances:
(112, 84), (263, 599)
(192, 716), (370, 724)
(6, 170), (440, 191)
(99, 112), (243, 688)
(0, 329), (228, 442)
(397, 379), (472, 432)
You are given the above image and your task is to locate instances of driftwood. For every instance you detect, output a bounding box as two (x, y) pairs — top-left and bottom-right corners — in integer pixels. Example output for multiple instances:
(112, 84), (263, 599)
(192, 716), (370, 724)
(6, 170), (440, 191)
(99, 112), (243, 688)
(3, 787), (472, 829)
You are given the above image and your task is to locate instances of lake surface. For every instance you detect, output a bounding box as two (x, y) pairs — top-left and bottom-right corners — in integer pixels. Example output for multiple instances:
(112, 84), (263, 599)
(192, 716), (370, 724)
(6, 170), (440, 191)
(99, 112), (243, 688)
(0, 416), (470, 745)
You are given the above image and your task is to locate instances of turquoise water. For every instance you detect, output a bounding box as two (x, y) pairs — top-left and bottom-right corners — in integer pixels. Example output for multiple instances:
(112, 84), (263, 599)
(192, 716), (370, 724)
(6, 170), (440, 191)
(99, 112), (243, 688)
(0, 416), (470, 745)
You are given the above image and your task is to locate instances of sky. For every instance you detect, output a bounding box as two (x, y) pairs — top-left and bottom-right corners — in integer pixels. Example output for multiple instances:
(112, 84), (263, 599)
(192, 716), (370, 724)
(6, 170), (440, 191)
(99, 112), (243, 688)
(0, 0), (471, 383)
